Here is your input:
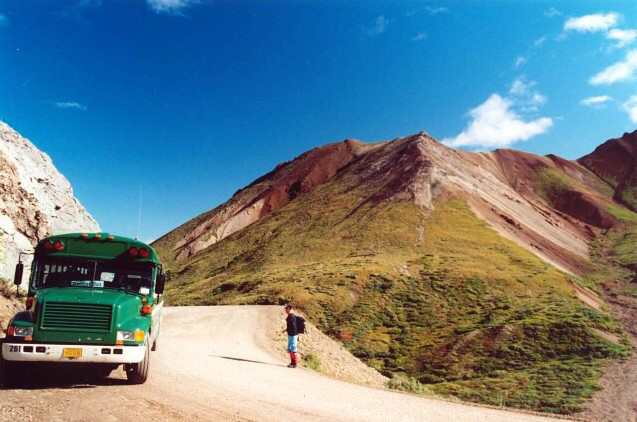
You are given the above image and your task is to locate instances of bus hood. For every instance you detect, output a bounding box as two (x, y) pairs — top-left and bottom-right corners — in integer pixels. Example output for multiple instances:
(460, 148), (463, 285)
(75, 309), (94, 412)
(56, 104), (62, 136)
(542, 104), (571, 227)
(36, 287), (141, 307)
(32, 288), (144, 345)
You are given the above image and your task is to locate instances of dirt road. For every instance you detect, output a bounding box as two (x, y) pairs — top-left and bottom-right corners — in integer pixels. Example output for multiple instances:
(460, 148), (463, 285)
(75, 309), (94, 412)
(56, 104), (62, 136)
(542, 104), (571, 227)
(0, 306), (568, 422)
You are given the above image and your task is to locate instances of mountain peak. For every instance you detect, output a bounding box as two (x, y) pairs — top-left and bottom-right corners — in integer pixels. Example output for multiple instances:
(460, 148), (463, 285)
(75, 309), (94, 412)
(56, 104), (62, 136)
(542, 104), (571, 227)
(155, 130), (625, 275)
(578, 129), (637, 211)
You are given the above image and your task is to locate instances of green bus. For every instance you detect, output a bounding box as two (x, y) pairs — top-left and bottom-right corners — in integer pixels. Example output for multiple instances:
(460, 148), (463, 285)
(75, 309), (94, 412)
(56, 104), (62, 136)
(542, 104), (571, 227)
(1, 233), (167, 386)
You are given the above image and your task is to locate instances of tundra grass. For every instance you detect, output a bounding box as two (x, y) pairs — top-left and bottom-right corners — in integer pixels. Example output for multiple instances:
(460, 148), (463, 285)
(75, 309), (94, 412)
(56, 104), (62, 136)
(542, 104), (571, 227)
(534, 168), (573, 203)
(302, 353), (321, 371)
(158, 177), (627, 414)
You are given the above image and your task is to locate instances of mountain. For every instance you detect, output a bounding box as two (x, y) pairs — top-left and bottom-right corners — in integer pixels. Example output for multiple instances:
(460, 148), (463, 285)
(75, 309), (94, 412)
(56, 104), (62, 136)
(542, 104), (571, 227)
(153, 131), (634, 414)
(0, 122), (99, 280)
(158, 134), (618, 275)
(579, 129), (637, 212)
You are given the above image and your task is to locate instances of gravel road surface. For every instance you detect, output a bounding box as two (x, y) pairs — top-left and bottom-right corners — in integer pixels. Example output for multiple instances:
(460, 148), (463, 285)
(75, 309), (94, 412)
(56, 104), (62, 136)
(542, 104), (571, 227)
(0, 306), (569, 422)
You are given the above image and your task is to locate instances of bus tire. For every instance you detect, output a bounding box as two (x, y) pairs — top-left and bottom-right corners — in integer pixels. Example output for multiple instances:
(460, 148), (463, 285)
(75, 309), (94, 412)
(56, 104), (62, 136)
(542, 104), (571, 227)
(151, 336), (158, 352)
(0, 355), (18, 389)
(125, 340), (150, 385)
(93, 364), (115, 379)
(0, 350), (6, 388)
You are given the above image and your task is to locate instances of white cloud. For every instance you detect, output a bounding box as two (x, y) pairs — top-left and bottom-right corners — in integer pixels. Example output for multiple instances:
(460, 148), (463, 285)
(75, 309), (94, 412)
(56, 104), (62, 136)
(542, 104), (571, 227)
(544, 7), (561, 18)
(425, 6), (448, 15)
(623, 96), (637, 123)
(442, 94), (553, 149)
(366, 15), (389, 36)
(412, 32), (427, 42)
(607, 28), (637, 48)
(564, 12), (619, 33)
(533, 36), (547, 47)
(580, 95), (612, 107)
(514, 56), (527, 68)
(54, 101), (87, 111)
(509, 78), (529, 96)
(509, 77), (546, 111)
(146, 0), (199, 15)
(590, 49), (637, 85)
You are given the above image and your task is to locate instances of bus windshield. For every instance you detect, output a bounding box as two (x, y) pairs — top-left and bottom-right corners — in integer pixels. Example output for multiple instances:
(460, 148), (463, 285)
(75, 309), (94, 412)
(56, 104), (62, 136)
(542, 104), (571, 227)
(32, 257), (154, 295)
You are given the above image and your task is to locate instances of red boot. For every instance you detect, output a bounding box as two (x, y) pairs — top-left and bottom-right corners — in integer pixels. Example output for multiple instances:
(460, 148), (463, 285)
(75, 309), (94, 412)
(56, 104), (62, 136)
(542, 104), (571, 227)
(288, 352), (297, 368)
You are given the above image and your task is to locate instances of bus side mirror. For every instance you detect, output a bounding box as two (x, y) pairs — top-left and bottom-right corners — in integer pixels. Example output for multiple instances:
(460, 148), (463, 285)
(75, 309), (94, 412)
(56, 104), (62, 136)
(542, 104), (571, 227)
(156, 273), (166, 295)
(13, 262), (24, 286)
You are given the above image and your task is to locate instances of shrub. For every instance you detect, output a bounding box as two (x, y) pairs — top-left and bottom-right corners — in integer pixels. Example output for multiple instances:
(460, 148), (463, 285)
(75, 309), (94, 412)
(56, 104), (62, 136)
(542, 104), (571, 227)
(303, 353), (321, 371)
(387, 373), (430, 394)
(0, 278), (16, 299)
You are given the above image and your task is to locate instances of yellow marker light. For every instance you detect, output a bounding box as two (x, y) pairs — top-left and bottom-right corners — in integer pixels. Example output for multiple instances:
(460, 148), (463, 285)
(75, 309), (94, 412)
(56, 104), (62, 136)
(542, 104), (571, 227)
(134, 330), (145, 342)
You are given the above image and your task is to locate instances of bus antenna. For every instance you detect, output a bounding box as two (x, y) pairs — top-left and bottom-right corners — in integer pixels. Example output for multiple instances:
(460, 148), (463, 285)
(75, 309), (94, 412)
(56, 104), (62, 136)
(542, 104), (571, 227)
(136, 184), (143, 241)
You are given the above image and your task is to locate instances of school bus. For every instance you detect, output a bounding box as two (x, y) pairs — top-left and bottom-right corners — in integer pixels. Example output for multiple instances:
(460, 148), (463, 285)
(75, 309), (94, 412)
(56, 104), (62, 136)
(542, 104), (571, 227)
(0, 233), (166, 386)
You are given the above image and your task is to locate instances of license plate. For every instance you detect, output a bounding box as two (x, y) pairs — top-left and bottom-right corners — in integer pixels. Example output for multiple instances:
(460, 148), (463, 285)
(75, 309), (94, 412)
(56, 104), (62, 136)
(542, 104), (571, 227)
(63, 348), (82, 359)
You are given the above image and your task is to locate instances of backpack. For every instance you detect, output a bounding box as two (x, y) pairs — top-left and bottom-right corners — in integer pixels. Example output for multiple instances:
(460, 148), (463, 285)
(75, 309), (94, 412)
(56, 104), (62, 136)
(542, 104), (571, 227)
(295, 315), (306, 334)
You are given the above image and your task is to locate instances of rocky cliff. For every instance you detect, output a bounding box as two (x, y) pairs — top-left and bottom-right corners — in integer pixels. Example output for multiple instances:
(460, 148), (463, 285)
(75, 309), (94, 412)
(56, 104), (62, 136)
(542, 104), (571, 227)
(0, 122), (99, 280)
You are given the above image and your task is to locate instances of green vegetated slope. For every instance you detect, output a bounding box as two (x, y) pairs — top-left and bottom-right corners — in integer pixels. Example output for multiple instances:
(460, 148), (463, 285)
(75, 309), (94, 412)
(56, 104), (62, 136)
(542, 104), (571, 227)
(155, 171), (628, 414)
(584, 202), (637, 292)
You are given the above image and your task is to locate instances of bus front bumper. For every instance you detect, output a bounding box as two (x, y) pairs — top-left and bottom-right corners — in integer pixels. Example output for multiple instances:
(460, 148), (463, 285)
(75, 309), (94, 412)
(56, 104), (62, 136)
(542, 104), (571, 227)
(1, 342), (145, 364)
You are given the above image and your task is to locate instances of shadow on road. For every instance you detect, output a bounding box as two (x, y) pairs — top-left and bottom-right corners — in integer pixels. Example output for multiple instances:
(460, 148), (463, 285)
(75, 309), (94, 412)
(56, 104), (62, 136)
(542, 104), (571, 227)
(1, 364), (128, 390)
(211, 354), (286, 368)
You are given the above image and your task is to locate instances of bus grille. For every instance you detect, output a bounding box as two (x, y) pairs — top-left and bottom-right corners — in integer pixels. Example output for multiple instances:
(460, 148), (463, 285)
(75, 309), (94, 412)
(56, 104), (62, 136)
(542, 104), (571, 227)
(41, 302), (113, 332)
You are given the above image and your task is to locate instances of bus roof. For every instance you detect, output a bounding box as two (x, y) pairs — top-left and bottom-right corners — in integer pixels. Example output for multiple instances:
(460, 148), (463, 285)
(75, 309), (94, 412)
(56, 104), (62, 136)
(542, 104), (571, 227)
(36, 232), (161, 265)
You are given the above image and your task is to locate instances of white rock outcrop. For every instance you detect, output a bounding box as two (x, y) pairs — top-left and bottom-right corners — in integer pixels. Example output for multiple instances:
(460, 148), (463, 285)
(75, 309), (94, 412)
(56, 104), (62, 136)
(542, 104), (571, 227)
(0, 121), (99, 280)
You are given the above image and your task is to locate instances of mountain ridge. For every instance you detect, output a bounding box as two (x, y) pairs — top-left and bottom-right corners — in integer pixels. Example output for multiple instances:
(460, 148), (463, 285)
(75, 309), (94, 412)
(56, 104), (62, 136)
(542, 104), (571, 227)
(157, 132), (619, 275)
(578, 129), (637, 212)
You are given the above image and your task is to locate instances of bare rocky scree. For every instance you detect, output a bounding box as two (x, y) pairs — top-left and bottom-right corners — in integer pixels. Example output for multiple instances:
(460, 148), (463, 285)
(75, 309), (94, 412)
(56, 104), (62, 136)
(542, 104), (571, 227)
(0, 122), (99, 280)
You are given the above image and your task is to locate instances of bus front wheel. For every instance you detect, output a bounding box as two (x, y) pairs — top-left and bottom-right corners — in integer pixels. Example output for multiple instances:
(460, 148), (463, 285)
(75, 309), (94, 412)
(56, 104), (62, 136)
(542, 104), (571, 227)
(125, 340), (150, 385)
(0, 353), (18, 389)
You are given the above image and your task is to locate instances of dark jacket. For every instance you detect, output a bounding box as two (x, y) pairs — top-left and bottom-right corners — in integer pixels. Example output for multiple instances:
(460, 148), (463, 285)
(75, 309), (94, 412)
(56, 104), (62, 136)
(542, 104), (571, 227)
(286, 313), (298, 336)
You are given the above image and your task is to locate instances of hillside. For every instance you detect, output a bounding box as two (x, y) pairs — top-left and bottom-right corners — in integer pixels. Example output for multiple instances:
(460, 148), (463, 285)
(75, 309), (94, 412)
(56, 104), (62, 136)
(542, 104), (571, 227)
(153, 132), (635, 414)
(579, 130), (637, 212)
(0, 122), (100, 280)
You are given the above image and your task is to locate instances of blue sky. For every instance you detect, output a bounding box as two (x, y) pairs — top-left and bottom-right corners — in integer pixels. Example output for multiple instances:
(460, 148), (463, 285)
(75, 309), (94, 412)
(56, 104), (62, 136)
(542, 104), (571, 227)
(1, 1), (637, 242)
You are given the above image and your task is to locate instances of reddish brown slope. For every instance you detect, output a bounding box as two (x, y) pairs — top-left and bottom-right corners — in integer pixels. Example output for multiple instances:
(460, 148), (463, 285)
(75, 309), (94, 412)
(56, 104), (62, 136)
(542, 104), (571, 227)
(162, 139), (381, 262)
(579, 130), (637, 211)
(493, 149), (615, 229)
(155, 132), (627, 276)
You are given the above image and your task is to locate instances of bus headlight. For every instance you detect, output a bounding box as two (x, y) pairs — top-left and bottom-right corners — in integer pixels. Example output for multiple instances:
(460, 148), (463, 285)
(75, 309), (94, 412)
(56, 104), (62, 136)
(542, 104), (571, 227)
(117, 329), (145, 344)
(117, 331), (135, 342)
(8, 326), (33, 337)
